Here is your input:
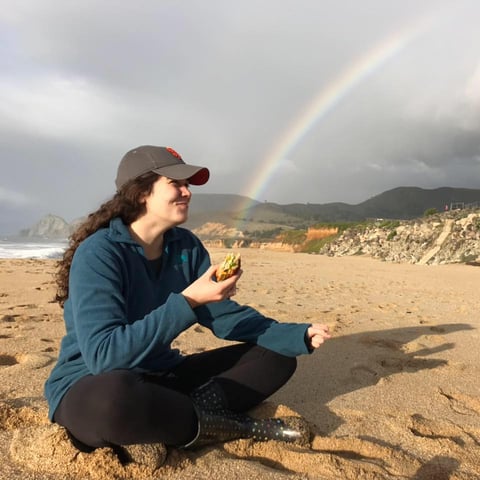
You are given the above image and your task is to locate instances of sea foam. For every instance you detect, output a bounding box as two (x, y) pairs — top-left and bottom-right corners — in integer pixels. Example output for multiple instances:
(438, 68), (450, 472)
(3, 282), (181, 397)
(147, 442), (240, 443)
(0, 240), (67, 259)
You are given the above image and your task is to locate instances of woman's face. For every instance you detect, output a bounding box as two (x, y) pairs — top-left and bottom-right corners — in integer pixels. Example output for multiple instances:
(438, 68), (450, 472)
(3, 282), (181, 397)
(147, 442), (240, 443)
(142, 175), (192, 227)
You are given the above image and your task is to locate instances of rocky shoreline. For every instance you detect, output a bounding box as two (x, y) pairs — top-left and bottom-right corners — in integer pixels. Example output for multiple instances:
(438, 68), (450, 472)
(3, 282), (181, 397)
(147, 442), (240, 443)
(320, 210), (480, 265)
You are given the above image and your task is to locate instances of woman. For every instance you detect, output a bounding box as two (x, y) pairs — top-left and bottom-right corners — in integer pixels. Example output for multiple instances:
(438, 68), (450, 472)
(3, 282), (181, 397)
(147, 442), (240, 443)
(44, 145), (331, 460)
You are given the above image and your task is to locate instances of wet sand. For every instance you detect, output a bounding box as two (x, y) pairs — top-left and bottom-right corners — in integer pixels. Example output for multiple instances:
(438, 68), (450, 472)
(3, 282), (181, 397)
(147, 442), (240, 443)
(1, 249), (479, 479)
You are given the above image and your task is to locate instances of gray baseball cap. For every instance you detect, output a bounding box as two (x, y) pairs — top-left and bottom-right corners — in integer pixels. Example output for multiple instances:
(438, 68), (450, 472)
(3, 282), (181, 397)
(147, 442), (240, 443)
(115, 145), (210, 190)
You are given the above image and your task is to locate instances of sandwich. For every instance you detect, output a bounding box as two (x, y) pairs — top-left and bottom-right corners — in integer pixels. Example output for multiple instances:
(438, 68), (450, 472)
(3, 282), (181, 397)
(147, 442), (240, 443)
(216, 252), (241, 281)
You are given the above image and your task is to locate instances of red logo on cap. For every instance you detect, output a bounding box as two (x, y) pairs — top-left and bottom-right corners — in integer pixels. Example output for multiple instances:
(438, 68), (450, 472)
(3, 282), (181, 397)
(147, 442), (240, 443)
(166, 147), (182, 159)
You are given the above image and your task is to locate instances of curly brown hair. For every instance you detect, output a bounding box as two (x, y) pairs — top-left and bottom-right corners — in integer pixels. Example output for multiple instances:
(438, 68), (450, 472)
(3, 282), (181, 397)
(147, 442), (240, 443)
(55, 172), (159, 307)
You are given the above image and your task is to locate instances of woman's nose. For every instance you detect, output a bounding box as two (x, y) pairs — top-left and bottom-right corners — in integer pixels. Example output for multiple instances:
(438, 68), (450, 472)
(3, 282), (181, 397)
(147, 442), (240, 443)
(180, 185), (191, 197)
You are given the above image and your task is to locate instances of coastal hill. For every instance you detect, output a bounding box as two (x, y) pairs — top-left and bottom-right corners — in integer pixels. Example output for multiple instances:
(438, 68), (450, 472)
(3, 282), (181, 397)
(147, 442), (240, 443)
(17, 187), (480, 265)
(185, 186), (480, 230)
(213, 186), (480, 225)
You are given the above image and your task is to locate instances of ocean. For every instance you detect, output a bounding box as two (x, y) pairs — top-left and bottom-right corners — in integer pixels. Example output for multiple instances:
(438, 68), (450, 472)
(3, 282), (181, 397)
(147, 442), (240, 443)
(0, 239), (67, 259)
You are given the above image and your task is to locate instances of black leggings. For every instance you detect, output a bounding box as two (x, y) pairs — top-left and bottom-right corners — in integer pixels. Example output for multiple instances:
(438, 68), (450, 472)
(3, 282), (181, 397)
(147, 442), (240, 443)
(53, 344), (297, 449)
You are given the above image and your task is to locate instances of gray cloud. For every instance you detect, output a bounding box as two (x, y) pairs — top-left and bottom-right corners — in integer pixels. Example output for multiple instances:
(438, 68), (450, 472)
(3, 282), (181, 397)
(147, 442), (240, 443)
(1, 0), (480, 233)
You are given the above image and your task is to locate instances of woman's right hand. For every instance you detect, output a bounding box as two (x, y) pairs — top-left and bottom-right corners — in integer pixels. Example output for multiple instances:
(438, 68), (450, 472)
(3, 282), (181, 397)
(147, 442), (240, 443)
(181, 265), (242, 309)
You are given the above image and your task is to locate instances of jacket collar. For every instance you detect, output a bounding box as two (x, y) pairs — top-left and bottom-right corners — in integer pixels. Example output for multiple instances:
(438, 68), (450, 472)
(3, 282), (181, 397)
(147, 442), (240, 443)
(107, 217), (180, 246)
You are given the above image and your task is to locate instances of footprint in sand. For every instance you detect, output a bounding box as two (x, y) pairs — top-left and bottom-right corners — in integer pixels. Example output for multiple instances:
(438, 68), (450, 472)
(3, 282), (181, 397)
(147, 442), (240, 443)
(0, 353), (53, 369)
(439, 389), (480, 416)
(409, 414), (466, 445)
(359, 336), (403, 351)
(429, 326), (446, 333)
(375, 355), (447, 372)
(407, 411), (480, 474)
(0, 354), (18, 366)
(334, 316), (353, 332)
(349, 334), (449, 376)
(349, 364), (380, 383)
(225, 430), (423, 479)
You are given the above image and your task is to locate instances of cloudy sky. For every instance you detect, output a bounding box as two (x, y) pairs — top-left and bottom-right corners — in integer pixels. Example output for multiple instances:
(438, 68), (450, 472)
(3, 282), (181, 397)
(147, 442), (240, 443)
(1, 0), (480, 234)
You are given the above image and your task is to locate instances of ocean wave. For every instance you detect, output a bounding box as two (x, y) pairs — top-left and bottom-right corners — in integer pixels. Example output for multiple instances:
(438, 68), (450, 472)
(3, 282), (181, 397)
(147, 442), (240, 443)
(0, 241), (67, 259)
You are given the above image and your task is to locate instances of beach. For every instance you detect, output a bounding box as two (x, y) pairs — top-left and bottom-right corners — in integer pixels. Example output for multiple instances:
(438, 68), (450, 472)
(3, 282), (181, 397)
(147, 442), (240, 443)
(0, 249), (479, 479)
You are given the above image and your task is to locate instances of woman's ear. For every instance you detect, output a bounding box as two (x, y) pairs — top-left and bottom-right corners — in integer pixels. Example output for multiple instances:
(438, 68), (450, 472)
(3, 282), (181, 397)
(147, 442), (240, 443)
(137, 191), (149, 205)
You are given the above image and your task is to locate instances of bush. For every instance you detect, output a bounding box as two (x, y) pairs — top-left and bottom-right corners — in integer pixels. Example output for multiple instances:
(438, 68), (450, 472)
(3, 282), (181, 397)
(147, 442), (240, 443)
(386, 230), (397, 241)
(310, 221), (366, 233)
(279, 229), (307, 244)
(245, 228), (283, 240)
(460, 253), (478, 263)
(300, 237), (336, 253)
(223, 238), (236, 248)
(424, 208), (438, 217)
(378, 220), (400, 229)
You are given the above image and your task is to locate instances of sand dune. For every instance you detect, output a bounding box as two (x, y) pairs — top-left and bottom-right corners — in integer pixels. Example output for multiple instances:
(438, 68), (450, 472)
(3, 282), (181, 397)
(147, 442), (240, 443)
(0, 250), (479, 479)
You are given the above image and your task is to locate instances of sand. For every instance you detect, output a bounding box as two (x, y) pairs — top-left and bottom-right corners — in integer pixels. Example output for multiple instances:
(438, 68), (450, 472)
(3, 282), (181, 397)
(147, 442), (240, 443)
(0, 249), (479, 479)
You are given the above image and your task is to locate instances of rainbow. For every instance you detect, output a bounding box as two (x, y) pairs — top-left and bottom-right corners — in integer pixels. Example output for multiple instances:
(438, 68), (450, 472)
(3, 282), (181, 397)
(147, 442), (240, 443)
(236, 13), (439, 221)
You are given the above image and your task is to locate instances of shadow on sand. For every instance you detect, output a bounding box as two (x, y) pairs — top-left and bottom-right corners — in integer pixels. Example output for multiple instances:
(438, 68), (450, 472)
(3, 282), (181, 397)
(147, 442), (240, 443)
(276, 322), (474, 434)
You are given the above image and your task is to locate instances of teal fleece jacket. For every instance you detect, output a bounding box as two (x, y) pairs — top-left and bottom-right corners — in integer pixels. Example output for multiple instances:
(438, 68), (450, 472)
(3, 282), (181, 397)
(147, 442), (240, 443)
(44, 218), (311, 420)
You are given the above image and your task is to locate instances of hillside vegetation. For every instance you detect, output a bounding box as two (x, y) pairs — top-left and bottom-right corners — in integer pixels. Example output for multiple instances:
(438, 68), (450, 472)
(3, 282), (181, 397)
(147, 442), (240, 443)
(198, 208), (480, 266)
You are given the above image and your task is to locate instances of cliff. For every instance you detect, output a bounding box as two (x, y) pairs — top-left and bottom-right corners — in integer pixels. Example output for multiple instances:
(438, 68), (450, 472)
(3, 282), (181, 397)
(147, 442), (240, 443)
(319, 210), (480, 265)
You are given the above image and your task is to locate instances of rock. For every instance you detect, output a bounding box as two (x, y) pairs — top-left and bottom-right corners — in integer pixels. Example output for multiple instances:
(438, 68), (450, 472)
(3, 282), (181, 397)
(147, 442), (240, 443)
(320, 210), (480, 265)
(20, 214), (72, 239)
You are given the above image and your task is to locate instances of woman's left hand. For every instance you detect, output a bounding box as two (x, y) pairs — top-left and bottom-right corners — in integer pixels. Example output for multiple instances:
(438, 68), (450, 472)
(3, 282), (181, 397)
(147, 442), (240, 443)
(306, 323), (331, 349)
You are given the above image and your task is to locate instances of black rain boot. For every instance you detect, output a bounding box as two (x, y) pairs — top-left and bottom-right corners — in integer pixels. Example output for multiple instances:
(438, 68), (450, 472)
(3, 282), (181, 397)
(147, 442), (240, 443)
(184, 380), (310, 448)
